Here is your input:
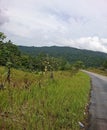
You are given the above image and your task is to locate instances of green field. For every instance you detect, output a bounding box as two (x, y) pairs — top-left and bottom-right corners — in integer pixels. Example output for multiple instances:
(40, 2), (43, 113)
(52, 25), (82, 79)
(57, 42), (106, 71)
(0, 67), (90, 130)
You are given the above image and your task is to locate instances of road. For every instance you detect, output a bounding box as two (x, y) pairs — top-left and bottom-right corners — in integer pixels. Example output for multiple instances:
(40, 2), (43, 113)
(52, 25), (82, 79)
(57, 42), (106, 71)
(83, 71), (107, 130)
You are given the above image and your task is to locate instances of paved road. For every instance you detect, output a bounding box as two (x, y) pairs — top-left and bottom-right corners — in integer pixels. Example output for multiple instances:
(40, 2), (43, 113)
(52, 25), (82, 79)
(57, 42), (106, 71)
(83, 71), (107, 130)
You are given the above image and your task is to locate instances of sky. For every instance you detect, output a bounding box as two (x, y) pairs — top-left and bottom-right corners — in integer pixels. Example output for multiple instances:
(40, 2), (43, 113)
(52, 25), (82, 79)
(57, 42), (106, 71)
(0, 0), (107, 53)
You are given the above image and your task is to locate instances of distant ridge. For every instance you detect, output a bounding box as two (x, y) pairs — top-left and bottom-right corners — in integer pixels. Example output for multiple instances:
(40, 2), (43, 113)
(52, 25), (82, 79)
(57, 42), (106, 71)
(18, 46), (107, 67)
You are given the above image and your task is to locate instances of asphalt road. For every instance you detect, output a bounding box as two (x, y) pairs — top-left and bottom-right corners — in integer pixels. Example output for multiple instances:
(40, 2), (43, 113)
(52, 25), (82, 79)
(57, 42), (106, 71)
(83, 71), (107, 130)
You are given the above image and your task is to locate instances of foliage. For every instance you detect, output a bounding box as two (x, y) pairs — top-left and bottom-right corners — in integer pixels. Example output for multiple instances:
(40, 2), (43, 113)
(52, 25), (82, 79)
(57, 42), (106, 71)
(103, 60), (107, 69)
(0, 32), (71, 71)
(18, 46), (107, 67)
(0, 32), (6, 42)
(1, 31), (106, 71)
(73, 61), (85, 70)
(87, 68), (107, 76)
(0, 33), (21, 67)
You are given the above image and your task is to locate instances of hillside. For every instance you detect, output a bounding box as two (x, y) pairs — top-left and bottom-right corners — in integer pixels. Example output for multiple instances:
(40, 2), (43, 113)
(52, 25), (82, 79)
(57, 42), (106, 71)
(18, 46), (107, 67)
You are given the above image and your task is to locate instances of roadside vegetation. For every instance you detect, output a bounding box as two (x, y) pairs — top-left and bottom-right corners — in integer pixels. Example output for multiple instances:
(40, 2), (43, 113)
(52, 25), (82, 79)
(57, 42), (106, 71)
(2, 31), (107, 129)
(87, 68), (107, 76)
(87, 60), (107, 76)
(0, 66), (90, 130)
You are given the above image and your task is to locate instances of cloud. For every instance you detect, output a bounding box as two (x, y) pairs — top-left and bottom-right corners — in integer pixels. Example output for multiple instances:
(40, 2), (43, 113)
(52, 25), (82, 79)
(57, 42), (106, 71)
(0, 0), (107, 53)
(60, 37), (107, 53)
(0, 9), (9, 25)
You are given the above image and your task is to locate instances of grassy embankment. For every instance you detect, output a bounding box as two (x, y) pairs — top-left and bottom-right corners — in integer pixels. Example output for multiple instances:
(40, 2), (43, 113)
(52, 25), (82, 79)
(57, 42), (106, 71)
(0, 67), (90, 130)
(87, 68), (107, 76)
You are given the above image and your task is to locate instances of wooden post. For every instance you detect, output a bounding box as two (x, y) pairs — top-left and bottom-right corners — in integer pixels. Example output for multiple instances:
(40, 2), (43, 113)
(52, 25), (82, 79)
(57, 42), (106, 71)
(50, 71), (54, 79)
(7, 66), (11, 84)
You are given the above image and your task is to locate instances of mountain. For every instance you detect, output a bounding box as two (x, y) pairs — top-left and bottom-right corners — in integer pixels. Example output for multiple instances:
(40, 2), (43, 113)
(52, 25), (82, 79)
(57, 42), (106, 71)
(18, 46), (107, 67)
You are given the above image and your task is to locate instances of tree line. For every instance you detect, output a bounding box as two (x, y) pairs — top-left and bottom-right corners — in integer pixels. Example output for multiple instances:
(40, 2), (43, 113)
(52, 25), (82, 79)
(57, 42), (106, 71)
(0, 32), (84, 72)
(19, 46), (107, 68)
(1, 32), (107, 72)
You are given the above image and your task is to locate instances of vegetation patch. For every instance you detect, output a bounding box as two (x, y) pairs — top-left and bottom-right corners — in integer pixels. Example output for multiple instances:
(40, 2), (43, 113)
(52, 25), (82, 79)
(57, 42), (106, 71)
(87, 68), (107, 76)
(0, 67), (90, 130)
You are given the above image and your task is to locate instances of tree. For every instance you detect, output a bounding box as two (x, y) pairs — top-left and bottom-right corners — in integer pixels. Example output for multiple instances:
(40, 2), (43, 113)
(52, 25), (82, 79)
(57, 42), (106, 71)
(73, 61), (85, 70)
(0, 33), (21, 67)
(0, 32), (6, 43)
(103, 60), (107, 69)
(64, 62), (71, 70)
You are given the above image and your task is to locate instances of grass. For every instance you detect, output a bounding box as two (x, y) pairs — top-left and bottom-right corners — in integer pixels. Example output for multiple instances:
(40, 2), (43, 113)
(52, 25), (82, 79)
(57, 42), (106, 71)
(0, 67), (90, 130)
(87, 68), (107, 76)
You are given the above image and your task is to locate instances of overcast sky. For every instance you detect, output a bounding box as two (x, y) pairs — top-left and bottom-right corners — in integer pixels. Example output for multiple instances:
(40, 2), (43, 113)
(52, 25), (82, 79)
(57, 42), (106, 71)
(0, 0), (107, 53)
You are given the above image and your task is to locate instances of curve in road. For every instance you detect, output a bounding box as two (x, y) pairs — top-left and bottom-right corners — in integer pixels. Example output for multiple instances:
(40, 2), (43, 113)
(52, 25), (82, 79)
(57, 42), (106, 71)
(83, 71), (107, 130)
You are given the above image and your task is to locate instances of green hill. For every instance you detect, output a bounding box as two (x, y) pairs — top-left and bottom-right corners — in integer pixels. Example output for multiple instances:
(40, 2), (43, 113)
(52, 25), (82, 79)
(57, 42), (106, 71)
(18, 46), (107, 67)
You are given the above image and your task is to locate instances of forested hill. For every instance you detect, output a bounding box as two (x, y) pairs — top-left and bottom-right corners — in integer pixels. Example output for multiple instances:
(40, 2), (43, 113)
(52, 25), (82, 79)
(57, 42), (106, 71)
(18, 46), (107, 67)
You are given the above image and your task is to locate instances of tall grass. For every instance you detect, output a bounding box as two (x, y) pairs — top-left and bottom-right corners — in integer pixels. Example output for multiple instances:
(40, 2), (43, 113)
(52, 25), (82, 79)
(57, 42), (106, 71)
(0, 67), (90, 130)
